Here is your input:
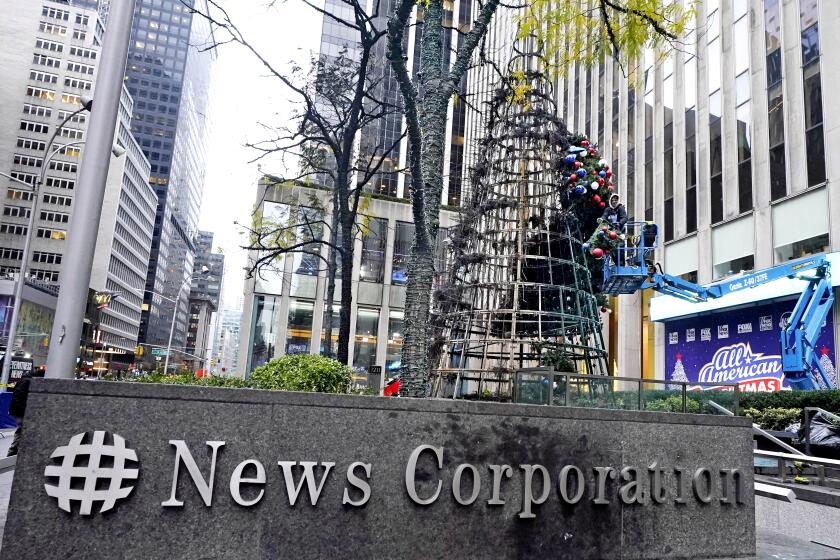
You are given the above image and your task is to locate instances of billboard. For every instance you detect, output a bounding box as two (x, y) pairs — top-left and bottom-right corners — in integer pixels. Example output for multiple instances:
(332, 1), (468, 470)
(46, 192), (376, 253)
(664, 299), (836, 392)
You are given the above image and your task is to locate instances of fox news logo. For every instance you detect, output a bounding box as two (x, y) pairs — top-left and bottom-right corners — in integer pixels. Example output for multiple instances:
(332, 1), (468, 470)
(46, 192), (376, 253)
(44, 431), (138, 515)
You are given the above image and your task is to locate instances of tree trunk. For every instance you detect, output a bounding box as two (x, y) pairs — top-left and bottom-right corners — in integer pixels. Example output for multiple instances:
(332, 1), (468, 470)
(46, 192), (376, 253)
(336, 212), (355, 365)
(322, 195), (340, 358)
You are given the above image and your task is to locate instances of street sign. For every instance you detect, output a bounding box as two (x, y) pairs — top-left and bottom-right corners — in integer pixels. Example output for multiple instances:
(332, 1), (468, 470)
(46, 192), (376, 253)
(151, 348), (169, 357)
(368, 365), (382, 375)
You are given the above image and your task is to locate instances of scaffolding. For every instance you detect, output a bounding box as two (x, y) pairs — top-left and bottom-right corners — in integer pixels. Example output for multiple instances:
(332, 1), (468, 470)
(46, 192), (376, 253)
(431, 46), (609, 400)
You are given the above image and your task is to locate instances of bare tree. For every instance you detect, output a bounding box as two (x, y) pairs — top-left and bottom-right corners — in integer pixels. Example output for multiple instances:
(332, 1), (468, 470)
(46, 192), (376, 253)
(188, 0), (402, 364)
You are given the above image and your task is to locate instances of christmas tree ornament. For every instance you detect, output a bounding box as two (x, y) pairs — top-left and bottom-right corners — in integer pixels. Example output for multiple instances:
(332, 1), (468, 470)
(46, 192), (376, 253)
(608, 231), (617, 239)
(598, 178), (605, 186)
(607, 185), (614, 191)
(605, 170), (612, 178)
(590, 181), (599, 190)
(591, 247), (604, 258)
(599, 202), (606, 208)
(598, 170), (606, 178)
(576, 169), (587, 178)
(565, 154), (577, 164)
(574, 160), (583, 169)
(593, 195), (601, 203)
(598, 159), (608, 167)
(581, 139), (589, 147)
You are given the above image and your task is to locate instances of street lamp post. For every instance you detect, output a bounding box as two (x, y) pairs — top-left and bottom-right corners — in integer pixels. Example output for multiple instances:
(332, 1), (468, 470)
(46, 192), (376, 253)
(0, 100), (93, 389)
(163, 266), (209, 374)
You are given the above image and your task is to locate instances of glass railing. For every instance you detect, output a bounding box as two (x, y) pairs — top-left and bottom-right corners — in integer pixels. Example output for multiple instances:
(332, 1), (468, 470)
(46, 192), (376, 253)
(514, 369), (739, 415)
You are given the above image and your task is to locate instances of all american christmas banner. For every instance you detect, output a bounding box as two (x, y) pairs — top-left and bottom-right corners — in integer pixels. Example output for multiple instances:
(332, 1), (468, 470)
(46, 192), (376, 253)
(664, 299), (837, 392)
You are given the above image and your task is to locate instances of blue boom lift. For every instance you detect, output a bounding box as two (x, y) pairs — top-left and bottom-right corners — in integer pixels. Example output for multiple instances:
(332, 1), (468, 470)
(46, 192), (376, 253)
(601, 221), (834, 391)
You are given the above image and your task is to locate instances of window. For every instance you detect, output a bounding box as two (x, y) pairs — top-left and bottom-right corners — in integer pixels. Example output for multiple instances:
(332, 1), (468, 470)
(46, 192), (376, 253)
(42, 6), (70, 21)
(286, 300), (314, 355)
(32, 54), (60, 68)
(392, 221), (414, 285)
(352, 308), (380, 381)
(33, 251), (62, 265)
(69, 46), (97, 59)
(75, 14), (89, 26)
(3, 206), (31, 219)
(44, 177), (75, 189)
(360, 218), (386, 283)
(23, 103), (52, 117)
(63, 77), (92, 91)
(66, 61), (94, 75)
(30, 69), (58, 84)
(801, 4), (825, 187)
(9, 172), (36, 185)
(713, 255), (755, 281)
(26, 86), (55, 101)
(709, 91), (723, 224)
(776, 233), (828, 262)
(31, 269), (59, 282)
(35, 39), (63, 52)
(765, 0), (786, 200)
(40, 210), (70, 224)
(20, 120), (49, 134)
(13, 154), (43, 168)
(248, 295), (279, 372)
(42, 193), (72, 206)
(0, 248), (23, 261)
(385, 310), (404, 372)
(0, 224), (28, 236)
(57, 110), (85, 124)
(36, 227), (66, 240)
(72, 29), (87, 41)
(61, 93), (82, 105)
(7, 189), (33, 201)
(49, 161), (77, 173)
(59, 127), (84, 140)
(39, 21), (67, 36)
(737, 103), (753, 212)
(17, 138), (47, 151)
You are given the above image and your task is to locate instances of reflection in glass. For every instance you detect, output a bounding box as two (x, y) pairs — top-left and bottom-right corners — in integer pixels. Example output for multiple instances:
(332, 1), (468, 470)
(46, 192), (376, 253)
(385, 310), (404, 372)
(392, 221), (414, 284)
(353, 307), (380, 377)
(249, 295), (279, 372)
(360, 217), (386, 283)
(286, 300), (314, 355)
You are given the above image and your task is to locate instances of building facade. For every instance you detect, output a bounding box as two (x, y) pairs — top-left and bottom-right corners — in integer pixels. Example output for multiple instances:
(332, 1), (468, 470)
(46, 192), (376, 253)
(184, 230), (223, 369)
(123, 0), (215, 354)
(212, 307), (241, 375)
(549, 0), (840, 382)
(0, 0), (155, 357)
(238, 179), (456, 387)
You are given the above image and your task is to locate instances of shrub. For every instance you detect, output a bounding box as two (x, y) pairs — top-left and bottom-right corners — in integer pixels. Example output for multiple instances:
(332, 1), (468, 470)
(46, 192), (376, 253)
(645, 395), (700, 414)
(742, 407), (801, 431)
(739, 390), (840, 415)
(248, 354), (352, 394)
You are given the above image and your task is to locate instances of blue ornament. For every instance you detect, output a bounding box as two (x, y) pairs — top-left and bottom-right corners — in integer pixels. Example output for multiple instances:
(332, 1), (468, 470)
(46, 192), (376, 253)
(582, 243), (590, 251)
(599, 170), (606, 178)
(565, 155), (577, 164)
(576, 169), (586, 178)
(574, 185), (586, 195)
(598, 231), (605, 237)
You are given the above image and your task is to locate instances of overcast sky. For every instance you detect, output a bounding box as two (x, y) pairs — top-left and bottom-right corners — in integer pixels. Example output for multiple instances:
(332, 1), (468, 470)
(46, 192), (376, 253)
(197, 1), (321, 311)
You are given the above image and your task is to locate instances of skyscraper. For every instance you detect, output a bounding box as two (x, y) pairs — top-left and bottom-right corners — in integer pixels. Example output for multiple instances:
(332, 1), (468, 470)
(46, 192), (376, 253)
(185, 230), (223, 369)
(120, 0), (214, 358)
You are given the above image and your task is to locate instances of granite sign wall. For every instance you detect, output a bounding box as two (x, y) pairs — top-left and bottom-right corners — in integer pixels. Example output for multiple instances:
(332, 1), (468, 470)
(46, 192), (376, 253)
(1, 380), (756, 559)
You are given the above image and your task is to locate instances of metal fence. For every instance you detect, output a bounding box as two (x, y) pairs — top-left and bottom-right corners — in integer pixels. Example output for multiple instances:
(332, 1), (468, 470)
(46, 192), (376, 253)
(514, 369), (740, 415)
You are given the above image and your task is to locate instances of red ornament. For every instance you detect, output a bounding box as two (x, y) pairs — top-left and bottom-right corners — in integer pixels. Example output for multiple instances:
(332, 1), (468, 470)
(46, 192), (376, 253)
(607, 185), (614, 191)
(598, 178), (605, 186)
(589, 148), (597, 156)
(599, 201), (606, 208)
(601, 225), (609, 232)
(593, 194), (601, 203)
(591, 247), (604, 258)
(609, 231), (617, 240)
(574, 161), (583, 169)
(604, 249), (611, 255)
(605, 170), (612, 178)
(581, 139), (590, 147)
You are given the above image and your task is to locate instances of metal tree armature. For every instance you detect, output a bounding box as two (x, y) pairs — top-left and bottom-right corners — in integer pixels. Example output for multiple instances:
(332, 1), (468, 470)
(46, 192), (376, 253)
(431, 47), (609, 400)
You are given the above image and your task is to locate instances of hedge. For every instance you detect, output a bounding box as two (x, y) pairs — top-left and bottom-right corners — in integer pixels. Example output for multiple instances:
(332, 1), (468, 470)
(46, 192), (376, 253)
(739, 390), (840, 415)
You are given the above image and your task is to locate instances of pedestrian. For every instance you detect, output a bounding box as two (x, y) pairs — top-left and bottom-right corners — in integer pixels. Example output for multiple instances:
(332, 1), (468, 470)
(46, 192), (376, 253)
(601, 193), (627, 231)
(7, 365), (44, 457)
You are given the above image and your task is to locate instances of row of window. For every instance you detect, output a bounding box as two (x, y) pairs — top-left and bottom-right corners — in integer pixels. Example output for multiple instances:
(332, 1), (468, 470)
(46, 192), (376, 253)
(25, 87), (87, 106)
(41, 6), (87, 25)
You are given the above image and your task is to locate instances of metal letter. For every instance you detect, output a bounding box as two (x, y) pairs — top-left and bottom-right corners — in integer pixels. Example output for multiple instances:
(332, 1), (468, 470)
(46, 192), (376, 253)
(229, 459), (266, 507)
(592, 466), (616, 505)
(720, 469), (745, 505)
(693, 468), (713, 504)
(278, 461), (335, 506)
(518, 464), (550, 519)
(452, 464), (480, 506)
(649, 462), (668, 504)
(487, 464), (513, 506)
(674, 467), (690, 504)
(342, 462), (372, 507)
(161, 440), (225, 507)
(405, 445), (443, 505)
(558, 465), (585, 504)
(619, 466), (646, 505)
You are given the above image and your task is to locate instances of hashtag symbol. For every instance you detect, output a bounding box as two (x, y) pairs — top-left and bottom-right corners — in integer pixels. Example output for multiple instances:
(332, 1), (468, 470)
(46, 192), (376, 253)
(44, 431), (139, 515)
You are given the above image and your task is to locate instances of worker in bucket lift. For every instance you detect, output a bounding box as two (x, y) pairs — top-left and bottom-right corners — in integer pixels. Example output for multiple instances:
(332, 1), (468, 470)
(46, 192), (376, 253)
(601, 194), (627, 232)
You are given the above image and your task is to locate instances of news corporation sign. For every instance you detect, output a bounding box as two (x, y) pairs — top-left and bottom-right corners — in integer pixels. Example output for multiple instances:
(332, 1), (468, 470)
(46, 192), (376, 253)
(44, 431), (747, 518)
(1, 381), (756, 559)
